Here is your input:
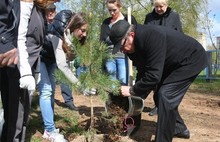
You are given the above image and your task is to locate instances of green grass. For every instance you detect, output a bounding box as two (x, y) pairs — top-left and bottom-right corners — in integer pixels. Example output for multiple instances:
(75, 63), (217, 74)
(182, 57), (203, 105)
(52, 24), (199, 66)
(189, 78), (220, 96)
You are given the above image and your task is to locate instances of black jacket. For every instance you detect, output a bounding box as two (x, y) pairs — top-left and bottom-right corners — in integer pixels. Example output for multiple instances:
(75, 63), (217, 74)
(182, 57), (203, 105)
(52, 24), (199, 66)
(144, 7), (182, 32)
(49, 10), (72, 39)
(41, 10), (72, 64)
(128, 24), (208, 97)
(0, 0), (20, 53)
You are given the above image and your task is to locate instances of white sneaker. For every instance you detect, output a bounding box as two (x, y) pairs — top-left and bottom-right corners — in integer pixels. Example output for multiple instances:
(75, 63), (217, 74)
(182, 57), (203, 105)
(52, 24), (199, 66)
(42, 129), (68, 142)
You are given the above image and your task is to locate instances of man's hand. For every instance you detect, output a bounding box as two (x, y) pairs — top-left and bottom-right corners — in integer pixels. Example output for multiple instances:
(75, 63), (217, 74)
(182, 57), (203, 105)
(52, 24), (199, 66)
(19, 75), (36, 95)
(120, 86), (131, 97)
(0, 48), (18, 67)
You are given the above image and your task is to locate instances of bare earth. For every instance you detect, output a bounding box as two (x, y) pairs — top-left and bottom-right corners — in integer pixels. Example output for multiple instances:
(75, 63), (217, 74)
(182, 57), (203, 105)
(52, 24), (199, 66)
(36, 88), (220, 142)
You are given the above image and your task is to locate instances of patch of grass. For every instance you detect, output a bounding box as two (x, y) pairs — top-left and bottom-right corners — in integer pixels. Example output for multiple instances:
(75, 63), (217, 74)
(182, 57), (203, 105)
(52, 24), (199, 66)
(189, 78), (220, 96)
(26, 94), (87, 141)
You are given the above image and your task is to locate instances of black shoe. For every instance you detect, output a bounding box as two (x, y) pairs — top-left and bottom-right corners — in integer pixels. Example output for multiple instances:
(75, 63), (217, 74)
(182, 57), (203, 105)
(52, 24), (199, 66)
(149, 106), (158, 116)
(174, 129), (190, 139)
(65, 102), (79, 111)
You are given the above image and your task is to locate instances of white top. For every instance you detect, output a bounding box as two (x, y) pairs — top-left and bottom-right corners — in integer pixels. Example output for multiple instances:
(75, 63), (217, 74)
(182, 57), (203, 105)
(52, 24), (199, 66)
(17, 1), (34, 77)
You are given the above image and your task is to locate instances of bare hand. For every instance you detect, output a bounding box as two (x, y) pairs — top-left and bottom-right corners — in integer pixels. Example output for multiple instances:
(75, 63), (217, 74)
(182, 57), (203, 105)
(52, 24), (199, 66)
(0, 48), (18, 67)
(120, 86), (131, 97)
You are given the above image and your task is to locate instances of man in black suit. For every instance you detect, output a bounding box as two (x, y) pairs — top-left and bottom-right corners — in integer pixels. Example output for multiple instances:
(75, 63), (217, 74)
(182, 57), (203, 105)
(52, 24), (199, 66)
(109, 20), (208, 142)
(0, 0), (22, 141)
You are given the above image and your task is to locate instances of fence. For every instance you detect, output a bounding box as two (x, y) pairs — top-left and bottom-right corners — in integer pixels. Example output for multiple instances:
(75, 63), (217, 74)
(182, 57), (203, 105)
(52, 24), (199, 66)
(198, 50), (220, 80)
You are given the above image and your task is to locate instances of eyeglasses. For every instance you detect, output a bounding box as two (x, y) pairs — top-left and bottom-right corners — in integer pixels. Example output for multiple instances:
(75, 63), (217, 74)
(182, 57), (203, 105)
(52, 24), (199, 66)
(108, 9), (117, 13)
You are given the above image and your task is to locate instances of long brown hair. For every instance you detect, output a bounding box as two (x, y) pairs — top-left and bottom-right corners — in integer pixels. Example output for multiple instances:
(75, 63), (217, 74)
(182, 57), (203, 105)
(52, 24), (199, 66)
(62, 12), (88, 61)
(65, 12), (87, 45)
(34, 0), (55, 9)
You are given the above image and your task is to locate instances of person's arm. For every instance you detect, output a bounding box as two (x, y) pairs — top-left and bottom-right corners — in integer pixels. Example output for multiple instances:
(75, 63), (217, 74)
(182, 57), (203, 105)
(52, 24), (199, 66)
(17, 1), (36, 94)
(144, 13), (151, 24)
(175, 13), (183, 32)
(17, 1), (33, 76)
(51, 35), (78, 84)
(131, 15), (137, 25)
(100, 18), (112, 43)
(143, 15), (148, 24)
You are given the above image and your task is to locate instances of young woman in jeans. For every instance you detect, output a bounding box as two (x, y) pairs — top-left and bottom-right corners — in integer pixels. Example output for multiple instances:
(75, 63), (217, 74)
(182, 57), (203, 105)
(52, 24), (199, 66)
(100, 0), (137, 86)
(38, 11), (88, 142)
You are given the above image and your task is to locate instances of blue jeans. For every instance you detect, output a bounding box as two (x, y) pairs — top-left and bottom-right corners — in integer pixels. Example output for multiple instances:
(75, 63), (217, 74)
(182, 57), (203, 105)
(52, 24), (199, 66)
(60, 83), (73, 103)
(76, 66), (87, 78)
(38, 61), (57, 132)
(105, 57), (128, 85)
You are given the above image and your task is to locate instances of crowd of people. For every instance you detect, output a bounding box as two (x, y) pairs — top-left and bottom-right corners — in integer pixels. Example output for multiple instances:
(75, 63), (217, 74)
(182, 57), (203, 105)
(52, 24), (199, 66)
(0, 0), (208, 142)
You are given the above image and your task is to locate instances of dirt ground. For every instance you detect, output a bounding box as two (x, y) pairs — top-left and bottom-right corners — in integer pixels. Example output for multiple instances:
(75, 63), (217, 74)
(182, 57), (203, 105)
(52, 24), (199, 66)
(29, 86), (220, 142)
(52, 88), (220, 142)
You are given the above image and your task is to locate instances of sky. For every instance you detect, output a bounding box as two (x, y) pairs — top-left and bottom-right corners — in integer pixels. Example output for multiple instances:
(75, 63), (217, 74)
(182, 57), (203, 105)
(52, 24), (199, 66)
(207, 0), (220, 45)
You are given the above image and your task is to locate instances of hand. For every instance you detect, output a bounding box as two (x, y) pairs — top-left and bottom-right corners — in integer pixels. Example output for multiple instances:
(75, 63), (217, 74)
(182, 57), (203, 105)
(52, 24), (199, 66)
(0, 48), (18, 67)
(19, 75), (36, 93)
(120, 86), (131, 97)
(64, 29), (73, 47)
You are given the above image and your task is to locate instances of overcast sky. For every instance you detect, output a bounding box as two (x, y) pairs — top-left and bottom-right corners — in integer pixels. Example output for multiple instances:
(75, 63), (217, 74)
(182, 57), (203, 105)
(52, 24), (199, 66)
(208, 0), (220, 44)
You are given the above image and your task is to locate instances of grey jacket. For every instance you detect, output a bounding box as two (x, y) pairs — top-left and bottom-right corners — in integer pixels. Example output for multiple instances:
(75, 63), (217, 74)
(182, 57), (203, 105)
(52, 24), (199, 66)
(26, 5), (46, 73)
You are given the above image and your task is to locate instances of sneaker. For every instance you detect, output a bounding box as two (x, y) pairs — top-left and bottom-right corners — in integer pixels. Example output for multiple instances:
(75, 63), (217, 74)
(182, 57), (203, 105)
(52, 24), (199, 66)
(42, 129), (67, 142)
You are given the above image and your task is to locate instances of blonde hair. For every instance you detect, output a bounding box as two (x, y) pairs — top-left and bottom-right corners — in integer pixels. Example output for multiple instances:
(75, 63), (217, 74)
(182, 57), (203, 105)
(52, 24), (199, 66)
(153, 0), (168, 6)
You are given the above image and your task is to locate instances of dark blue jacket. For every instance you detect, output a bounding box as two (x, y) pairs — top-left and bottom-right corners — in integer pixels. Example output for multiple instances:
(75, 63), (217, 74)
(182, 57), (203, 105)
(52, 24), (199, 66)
(0, 0), (20, 53)
(41, 10), (72, 64)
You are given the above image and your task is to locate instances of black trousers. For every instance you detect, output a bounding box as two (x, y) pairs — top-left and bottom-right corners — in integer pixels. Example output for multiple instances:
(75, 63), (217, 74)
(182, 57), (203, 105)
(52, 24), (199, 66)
(60, 83), (73, 104)
(155, 75), (197, 142)
(0, 67), (31, 142)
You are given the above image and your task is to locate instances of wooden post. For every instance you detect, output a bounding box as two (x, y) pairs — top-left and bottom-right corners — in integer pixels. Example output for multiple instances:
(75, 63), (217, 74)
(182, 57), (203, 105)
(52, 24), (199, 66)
(127, 7), (133, 86)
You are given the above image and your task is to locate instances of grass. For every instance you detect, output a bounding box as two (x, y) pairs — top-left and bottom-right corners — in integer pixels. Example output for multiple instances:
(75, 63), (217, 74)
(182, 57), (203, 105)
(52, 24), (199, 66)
(189, 78), (220, 96)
